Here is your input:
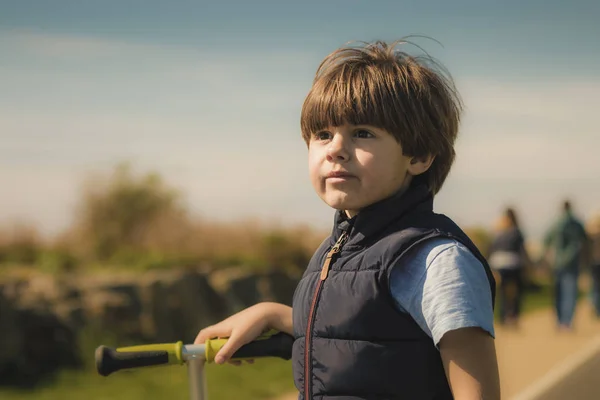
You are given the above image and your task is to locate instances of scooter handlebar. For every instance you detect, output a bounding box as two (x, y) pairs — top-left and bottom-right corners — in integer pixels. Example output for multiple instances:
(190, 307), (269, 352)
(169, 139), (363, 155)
(95, 331), (294, 377)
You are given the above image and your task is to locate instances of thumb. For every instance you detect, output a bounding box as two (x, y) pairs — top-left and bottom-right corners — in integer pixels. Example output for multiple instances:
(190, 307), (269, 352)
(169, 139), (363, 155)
(194, 324), (230, 345)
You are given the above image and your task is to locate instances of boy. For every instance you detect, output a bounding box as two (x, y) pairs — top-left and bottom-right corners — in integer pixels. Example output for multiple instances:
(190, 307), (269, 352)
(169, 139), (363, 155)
(196, 40), (500, 400)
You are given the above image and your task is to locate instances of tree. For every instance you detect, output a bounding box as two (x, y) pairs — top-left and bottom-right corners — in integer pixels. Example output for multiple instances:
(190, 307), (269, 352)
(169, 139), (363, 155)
(73, 163), (183, 261)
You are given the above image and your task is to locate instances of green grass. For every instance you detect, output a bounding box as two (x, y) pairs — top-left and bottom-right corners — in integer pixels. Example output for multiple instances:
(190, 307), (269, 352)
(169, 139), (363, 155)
(494, 280), (553, 322)
(0, 358), (295, 400)
(522, 283), (554, 313)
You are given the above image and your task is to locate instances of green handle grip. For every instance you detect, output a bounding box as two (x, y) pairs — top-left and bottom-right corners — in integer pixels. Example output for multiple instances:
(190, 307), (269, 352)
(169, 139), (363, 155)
(95, 341), (183, 376)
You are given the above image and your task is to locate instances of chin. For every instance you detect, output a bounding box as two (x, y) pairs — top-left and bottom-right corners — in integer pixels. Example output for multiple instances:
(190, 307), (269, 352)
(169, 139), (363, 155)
(324, 198), (361, 212)
(324, 201), (345, 210)
(320, 190), (363, 210)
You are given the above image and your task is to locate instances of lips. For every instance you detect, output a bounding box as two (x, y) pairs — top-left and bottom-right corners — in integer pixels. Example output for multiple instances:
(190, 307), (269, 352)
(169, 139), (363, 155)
(325, 171), (356, 179)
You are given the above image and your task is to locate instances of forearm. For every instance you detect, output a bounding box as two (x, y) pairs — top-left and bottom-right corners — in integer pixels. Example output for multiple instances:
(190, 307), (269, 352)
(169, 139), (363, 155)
(440, 328), (501, 400)
(263, 302), (294, 335)
(446, 366), (500, 400)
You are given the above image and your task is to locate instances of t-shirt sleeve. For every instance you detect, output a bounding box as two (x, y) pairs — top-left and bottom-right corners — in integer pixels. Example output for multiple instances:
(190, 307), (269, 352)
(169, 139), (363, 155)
(389, 238), (495, 346)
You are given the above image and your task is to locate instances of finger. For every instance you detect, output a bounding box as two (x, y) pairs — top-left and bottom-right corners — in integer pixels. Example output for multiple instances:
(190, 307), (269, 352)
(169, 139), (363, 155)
(194, 324), (230, 345)
(214, 333), (247, 364)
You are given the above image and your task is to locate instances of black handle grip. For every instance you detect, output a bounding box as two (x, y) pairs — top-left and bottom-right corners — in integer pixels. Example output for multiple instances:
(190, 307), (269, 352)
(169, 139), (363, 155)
(231, 332), (294, 360)
(95, 346), (169, 377)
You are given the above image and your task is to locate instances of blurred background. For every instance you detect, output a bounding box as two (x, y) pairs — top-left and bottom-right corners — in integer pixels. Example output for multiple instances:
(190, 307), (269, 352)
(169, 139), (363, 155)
(1, 1), (599, 399)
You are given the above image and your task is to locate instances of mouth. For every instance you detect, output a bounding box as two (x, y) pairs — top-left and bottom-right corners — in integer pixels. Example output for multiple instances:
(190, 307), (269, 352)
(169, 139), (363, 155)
(325, 171), (356, 180)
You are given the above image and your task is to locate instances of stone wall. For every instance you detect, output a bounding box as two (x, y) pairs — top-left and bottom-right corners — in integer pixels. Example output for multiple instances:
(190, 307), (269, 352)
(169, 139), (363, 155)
(0, 267), (299, 387)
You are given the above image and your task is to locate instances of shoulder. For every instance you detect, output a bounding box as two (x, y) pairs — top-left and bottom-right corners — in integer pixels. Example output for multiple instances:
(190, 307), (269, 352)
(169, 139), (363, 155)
(405, 236), (483, 270)
(389, 237), (465, 279)
(390, 237), (486, 302)
(389, 237), (458, 290)
(380, 212), (475, 259)
(414, 237), (488, 282)
(424, 239), (490, 283)
(406, 236), (462, 267)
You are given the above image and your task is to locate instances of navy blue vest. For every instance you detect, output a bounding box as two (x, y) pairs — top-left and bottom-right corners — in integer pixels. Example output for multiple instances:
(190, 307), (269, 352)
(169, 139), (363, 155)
(292, 184), (495, 400)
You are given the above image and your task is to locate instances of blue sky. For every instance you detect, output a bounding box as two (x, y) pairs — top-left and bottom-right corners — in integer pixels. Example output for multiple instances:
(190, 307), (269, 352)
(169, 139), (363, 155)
(1, 0), (599, 240)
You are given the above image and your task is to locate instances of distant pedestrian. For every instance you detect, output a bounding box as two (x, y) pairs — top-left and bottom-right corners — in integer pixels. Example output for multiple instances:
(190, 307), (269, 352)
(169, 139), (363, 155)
(541, 200), (589, 331)
(488, 207), (531, 327)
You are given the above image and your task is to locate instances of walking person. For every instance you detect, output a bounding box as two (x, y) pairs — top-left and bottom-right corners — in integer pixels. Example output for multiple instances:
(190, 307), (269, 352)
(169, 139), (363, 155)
(488, 208), (531, 327)
(541, 200), (589, 331)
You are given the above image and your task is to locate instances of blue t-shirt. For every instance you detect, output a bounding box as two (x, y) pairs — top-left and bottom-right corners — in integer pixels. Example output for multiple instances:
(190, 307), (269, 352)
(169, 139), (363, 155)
(389, 237), (495, 346)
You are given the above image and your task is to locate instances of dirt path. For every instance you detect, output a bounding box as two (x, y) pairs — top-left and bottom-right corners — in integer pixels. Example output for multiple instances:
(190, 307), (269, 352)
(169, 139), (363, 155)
(496, 301), (599, 399)
(275, 302), (600, 400)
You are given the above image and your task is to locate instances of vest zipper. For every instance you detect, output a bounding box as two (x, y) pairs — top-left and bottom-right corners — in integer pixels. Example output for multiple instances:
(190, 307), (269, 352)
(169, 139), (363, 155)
(304, 230), (349, 399)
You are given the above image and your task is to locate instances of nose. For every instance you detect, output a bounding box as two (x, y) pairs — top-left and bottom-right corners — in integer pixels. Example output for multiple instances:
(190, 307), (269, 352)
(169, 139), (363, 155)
(326, 133), (350, 162)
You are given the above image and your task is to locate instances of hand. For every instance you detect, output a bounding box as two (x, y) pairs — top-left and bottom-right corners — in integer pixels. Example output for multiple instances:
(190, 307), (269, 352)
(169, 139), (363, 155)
(194, 302), (284, 365)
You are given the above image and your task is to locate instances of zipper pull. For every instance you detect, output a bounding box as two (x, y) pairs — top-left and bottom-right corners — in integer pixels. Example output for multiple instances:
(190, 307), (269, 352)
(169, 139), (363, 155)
(320, 231), (349, 280)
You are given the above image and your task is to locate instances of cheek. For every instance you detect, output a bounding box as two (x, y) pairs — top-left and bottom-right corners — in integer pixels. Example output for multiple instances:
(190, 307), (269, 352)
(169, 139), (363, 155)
(356, 153), (381, 180)
(361, 153), (403, 189)
(307, 151), (322, 187)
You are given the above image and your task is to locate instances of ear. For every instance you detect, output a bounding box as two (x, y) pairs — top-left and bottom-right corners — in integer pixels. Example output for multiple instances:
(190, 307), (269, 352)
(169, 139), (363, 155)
(407, 154), (436, 176)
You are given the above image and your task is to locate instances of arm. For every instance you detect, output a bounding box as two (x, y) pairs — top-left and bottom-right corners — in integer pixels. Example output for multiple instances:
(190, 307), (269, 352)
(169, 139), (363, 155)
(266, 302), (294, 335)
(439, 327), (501, 400)
(540, 226), (555, 263)
(389, 239), (499, 398)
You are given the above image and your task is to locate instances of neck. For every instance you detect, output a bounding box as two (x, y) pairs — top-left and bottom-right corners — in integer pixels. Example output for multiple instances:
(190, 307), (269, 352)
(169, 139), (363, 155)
(344, 209), (358, 218)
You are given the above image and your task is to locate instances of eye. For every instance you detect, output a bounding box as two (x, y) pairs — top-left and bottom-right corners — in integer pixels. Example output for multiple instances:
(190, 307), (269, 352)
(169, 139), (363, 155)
(354, 129), (374, 139)
(313, 131), (332, 141)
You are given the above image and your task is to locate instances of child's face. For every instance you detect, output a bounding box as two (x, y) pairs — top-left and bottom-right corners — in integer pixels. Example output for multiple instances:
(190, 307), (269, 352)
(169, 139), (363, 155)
(308, 123), (418, 217)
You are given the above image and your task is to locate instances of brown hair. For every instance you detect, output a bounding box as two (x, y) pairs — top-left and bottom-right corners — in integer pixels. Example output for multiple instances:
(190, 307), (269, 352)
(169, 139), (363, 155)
(300, 39), (462, 194)
(494, 208), (519, 232)
(505, 207), (520, 228)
